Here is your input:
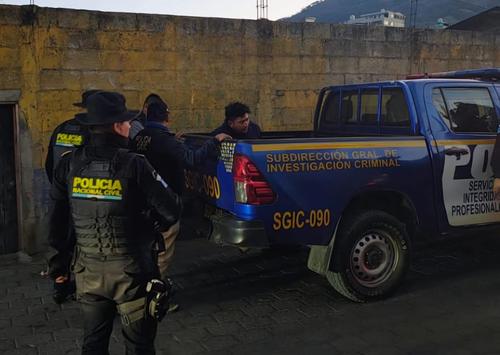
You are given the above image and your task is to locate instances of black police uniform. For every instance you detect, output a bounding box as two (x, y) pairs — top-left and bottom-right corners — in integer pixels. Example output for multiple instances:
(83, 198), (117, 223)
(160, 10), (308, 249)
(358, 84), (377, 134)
(48, 92), (182, 355)
(45, 90), (100, 184)
(132, 121), (220, 195)
(45, 93), (96, 304)
(211, 120), (261, 139)
(45, 118), (89, 184)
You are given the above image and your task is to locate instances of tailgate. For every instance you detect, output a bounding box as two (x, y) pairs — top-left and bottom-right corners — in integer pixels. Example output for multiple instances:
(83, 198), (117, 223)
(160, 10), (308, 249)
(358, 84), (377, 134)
(183, 136), (236, 213)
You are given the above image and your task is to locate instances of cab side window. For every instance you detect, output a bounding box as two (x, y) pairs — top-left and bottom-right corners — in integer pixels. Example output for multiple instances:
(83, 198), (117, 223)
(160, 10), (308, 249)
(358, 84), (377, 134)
(432, 88), (498, 133)
(381, 88), (410, 127)
(320, 90), (341, 124)
(340, 90), (359, 124)
(360, 89), (379, 125)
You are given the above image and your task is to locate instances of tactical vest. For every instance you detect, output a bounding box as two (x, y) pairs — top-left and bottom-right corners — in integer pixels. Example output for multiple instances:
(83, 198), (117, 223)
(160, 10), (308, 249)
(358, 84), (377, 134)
(68, 147), (147, 257)
(52, 121), (88, 176)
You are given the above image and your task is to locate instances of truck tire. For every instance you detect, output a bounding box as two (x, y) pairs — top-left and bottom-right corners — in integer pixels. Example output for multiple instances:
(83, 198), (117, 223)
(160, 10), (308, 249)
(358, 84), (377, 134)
(326, 210), (410, 302)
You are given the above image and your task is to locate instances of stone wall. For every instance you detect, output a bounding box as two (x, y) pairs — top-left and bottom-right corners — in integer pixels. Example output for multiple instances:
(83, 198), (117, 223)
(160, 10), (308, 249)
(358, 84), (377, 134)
(0, 4), (498, 251)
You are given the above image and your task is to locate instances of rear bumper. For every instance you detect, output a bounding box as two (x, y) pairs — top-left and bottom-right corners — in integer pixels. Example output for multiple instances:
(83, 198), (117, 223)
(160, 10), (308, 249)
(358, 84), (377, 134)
(209, 213), (269, 248)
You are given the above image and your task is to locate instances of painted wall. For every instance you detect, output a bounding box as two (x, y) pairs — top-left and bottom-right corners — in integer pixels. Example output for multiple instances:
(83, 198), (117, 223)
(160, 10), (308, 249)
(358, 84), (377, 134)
(0, 4), (498, 252)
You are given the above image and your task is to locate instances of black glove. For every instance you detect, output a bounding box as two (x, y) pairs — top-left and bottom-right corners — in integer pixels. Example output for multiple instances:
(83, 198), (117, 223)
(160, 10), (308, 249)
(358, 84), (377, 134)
(146, 278), (173, 322)
(53, 279), (76, 304)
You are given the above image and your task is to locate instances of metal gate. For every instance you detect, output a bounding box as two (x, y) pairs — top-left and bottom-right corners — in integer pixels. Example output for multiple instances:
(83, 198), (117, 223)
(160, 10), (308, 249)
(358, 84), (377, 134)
(0, 104), (18, 254)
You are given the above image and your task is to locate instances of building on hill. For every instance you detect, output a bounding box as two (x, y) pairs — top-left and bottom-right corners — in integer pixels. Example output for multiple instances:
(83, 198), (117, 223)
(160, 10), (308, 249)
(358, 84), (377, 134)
(345, 9), (405, 27)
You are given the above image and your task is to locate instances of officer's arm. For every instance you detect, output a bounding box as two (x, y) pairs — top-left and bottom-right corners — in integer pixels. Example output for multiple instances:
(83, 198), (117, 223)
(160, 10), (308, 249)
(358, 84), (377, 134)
(47, 154), (71, 278)
(45, 130), (57, 183)
(169, 136), (220, 168)
(135, 156), (182, 231)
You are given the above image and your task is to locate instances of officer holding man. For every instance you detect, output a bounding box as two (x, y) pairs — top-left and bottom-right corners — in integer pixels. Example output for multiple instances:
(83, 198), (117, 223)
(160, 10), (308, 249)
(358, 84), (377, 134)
(45, 89), (99, 304)
(132, 99), (231, 285)
(48, 91), (182, 354)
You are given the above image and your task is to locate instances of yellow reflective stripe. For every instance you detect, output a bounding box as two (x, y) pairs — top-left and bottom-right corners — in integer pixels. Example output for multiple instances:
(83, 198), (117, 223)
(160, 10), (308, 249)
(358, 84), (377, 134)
(252, 140), (427, 152)
(434, 139), (495, 146)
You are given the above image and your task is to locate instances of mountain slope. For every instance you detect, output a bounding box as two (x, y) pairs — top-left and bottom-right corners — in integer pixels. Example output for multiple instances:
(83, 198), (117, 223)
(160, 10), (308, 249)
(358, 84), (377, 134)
(283, 0), (500, 27)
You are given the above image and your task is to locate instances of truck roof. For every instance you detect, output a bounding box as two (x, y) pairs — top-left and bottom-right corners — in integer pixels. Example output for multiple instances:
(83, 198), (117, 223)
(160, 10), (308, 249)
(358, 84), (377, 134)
(324, 68), (500, 91)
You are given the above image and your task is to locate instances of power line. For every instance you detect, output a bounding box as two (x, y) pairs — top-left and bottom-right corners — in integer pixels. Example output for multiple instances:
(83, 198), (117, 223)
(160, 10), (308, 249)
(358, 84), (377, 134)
(409, 0), (418, 29)
(256, 0), (268, 20)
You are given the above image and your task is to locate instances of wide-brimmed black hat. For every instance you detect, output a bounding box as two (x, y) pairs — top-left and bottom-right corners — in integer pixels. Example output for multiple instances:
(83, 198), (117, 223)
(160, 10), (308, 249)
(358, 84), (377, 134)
(73, 89), (101, 108)
(147, 101), (170, 122)
(76, 91), (136, 126)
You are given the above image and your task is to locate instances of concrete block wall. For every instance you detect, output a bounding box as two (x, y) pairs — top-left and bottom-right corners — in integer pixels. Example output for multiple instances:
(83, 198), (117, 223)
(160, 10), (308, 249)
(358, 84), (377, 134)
(0, 4), (498, 251)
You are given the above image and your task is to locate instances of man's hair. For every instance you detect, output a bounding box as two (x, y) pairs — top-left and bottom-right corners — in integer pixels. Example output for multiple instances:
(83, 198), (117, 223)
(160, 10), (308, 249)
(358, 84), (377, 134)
(225, 102), (251, 121)
(147, 101), (169, 122)
(143, 93), (164, 107)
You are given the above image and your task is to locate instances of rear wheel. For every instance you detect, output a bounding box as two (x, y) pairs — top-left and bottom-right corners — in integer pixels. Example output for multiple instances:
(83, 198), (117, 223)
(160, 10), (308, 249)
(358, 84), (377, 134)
(326, 210), (410, 302)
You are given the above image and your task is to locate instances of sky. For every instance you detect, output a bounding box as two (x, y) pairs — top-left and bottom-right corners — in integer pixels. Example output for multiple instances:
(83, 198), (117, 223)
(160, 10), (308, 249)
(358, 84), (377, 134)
(0, 0), (317, 20)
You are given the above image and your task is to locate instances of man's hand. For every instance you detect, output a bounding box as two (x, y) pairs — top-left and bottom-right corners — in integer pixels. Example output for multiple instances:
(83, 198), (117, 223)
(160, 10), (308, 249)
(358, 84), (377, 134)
(215, 133), (232, 142)
(175, 131), (185, 140)
(494, 178), (500, 200)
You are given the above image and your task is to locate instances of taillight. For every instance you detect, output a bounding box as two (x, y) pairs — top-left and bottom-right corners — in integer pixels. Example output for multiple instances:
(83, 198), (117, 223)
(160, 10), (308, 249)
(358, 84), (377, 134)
(233, 154), (275, 205)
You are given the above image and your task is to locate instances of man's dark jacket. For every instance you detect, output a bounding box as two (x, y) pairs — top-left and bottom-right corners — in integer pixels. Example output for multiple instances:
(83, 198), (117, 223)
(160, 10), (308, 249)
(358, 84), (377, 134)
(132, 122), (220, 195)
(48, 133), (182, 278)
(211, 121), (261, 140)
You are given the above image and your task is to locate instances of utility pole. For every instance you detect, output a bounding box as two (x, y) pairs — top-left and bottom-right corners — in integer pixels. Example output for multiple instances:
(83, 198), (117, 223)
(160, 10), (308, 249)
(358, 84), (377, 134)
(256, 0), (268, 20)
(408, 0), (419, 75)
(409, 0), (418, 29)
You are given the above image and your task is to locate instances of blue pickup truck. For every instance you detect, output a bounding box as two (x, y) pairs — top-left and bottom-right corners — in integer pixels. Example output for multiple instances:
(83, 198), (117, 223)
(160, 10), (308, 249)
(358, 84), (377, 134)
(184, 68), (500, 302)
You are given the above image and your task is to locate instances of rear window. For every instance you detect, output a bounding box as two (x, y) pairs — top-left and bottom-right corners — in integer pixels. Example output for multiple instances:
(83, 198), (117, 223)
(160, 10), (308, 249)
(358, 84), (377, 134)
(381, 88), (410, 127)
(432, 87), (498, 133)
(341, 90), (358, 124)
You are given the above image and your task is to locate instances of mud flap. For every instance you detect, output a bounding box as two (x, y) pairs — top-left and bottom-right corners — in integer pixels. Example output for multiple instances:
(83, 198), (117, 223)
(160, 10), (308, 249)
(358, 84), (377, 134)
(307, 217), (341, 276)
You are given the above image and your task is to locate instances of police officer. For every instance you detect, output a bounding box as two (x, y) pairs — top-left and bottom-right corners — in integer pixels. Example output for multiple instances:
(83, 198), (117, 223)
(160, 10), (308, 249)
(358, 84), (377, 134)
(132, 99), (230, 284)
(48, 91), (182, 354)
(129, 93), (165, 139)
(45, 90), (98, 183)
(45, 89), (99, 304)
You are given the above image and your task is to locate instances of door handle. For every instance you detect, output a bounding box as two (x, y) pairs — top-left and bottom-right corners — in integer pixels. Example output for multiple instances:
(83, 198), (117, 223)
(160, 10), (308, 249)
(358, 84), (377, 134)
(444, 147), (469, 159)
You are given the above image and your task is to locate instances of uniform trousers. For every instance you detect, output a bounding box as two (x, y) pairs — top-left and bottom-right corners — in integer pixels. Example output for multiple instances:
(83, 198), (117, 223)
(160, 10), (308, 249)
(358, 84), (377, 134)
(74, 254), (157, 355)
(157, 221), (180, 279)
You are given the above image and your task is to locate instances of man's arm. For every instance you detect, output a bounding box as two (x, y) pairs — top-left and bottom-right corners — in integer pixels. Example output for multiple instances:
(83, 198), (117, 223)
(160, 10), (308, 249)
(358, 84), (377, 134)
(175, 137), (220, 168)
(166, 133), (231, 168)
(135, 155), (182, 231)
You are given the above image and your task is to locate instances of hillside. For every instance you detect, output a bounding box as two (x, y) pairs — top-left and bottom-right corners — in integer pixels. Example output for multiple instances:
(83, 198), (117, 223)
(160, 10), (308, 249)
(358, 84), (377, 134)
(283, 0), (500, 27)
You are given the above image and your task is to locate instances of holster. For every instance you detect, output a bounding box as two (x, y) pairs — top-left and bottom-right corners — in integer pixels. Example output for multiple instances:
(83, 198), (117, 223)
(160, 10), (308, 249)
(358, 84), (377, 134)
(117, 297), (147, 326)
